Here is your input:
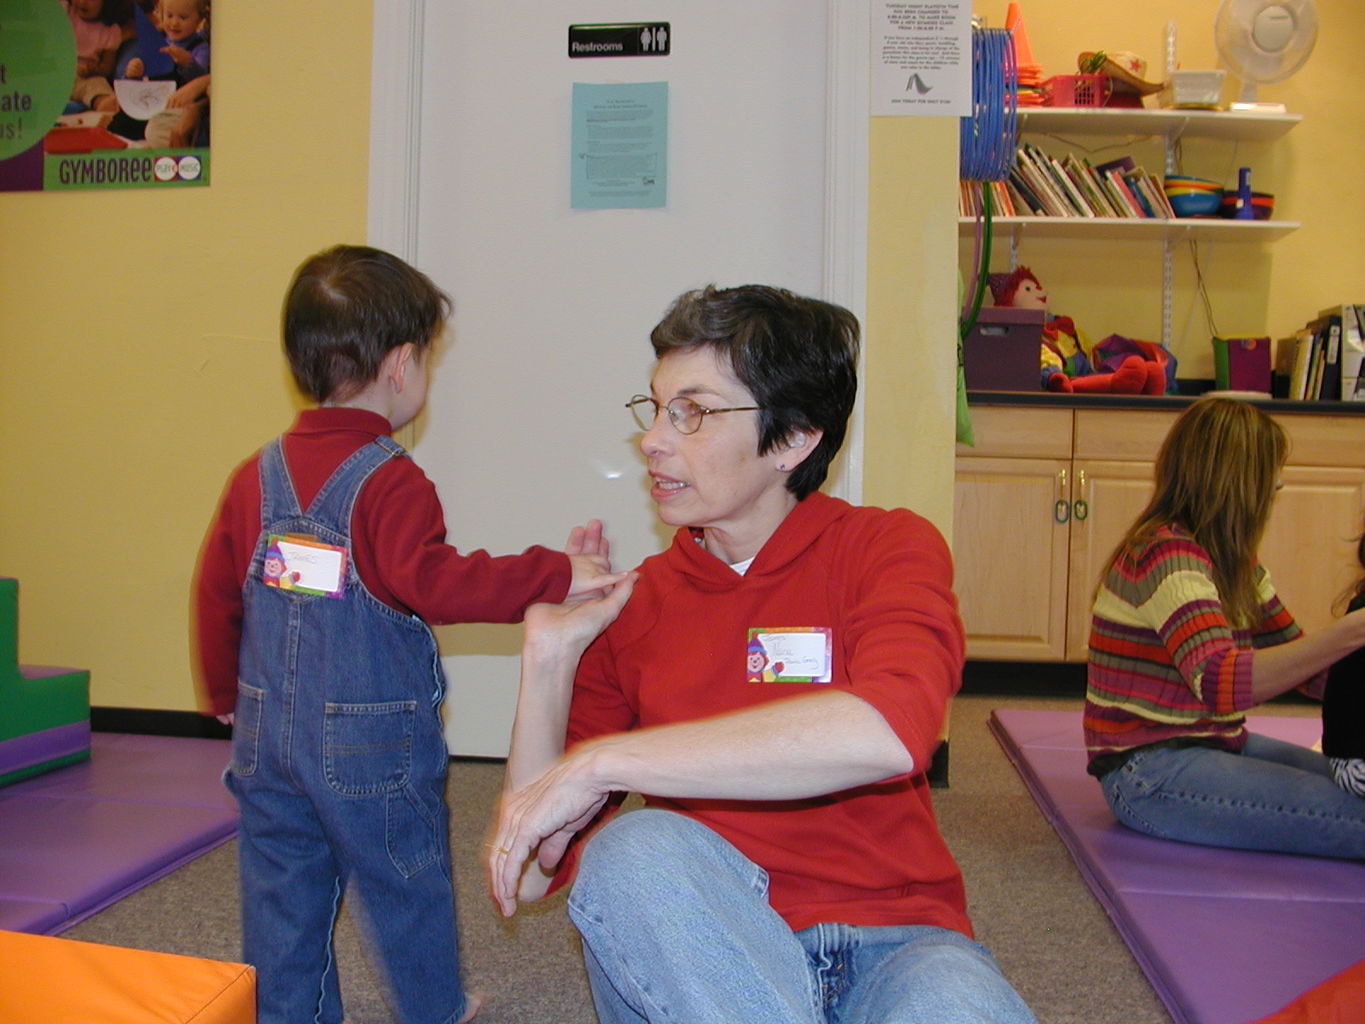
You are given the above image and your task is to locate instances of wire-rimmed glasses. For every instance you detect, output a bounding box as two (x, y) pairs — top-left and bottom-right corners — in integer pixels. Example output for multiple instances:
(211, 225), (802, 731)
(625, 394), (761, 435)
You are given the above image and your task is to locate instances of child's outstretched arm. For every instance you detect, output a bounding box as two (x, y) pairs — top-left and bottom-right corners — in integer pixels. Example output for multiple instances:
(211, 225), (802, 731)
(564, 519), (628, 598)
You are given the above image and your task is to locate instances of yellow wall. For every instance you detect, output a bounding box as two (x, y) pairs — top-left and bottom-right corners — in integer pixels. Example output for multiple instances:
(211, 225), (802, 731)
(863, 117), (960, 531)
(33, 6), (1338, 710)
(0, 3), (961, 714)
(0, 2), (372, 710)
(965, 1), (1364, 379)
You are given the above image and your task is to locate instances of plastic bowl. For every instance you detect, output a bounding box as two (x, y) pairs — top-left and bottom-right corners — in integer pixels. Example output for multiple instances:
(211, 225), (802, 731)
(1163, 174), (1221, 192)
(1168, 190), (1223, 217)
(1218, 190), (1275, 220)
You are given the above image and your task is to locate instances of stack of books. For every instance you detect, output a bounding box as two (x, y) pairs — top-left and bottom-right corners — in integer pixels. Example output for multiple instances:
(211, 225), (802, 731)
(959, 180), (1017, 217)
(1275, 305), (1365, 402)
(997, 143), (1176, 219)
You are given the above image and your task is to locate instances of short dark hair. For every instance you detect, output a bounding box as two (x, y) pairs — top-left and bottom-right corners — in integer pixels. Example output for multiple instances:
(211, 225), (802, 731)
(282, 245), (451, 402)
(649, 284), (860, 499)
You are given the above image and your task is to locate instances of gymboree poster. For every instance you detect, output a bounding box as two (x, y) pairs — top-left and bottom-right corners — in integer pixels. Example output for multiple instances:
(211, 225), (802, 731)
(0, 0), (211, 192)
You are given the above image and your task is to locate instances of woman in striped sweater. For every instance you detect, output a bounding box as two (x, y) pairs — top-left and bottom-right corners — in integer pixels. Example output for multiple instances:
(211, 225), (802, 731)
(1085, 397), (1365, 858)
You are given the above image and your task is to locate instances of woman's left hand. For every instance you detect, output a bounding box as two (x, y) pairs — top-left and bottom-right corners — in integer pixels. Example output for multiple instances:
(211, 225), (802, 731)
(523, 571), (635, 662)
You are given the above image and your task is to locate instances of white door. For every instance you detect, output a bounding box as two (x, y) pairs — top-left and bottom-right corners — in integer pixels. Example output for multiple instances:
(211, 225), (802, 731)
(369, 1), (867, 755)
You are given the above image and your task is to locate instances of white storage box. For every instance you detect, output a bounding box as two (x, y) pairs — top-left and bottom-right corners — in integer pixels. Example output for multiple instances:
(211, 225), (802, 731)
(1160, 70), (1225, 109)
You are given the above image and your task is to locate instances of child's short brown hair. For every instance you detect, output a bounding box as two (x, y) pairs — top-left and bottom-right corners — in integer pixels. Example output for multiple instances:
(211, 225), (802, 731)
(283, 245), (451, 403)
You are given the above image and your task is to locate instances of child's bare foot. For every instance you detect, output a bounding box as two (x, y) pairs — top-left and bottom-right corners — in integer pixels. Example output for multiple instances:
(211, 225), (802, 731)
(456, 992), (486, 1023)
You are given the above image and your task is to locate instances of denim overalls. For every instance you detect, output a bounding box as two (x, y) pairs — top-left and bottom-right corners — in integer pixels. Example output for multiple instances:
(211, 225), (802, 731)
(226, 436), (469, 1024)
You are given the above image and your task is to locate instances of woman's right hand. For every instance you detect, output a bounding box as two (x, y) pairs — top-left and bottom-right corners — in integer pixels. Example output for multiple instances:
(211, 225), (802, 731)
(488, 738), (616, 917)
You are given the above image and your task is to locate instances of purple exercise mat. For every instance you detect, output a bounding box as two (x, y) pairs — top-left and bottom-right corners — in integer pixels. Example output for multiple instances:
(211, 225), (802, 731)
(0, 733), (236, 935)
(990, 708), (1365, 1024)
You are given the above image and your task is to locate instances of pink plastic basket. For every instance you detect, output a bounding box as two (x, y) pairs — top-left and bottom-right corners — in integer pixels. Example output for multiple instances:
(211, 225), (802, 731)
(1042, 74), (1111, 108)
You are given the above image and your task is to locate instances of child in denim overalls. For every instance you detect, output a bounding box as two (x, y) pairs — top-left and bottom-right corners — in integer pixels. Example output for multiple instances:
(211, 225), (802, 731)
(193, 245), (622, 1024)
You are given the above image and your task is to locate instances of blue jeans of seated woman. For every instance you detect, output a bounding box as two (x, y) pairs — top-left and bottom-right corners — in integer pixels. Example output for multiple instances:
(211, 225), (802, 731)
(568, 809), (1036, 1024)
(1100, 732), (1365, 859)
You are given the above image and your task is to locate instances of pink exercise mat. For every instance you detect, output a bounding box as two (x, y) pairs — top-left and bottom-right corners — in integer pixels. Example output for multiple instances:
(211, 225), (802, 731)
(0, 733), (236, 934)
(990, 708), (1365, 1024)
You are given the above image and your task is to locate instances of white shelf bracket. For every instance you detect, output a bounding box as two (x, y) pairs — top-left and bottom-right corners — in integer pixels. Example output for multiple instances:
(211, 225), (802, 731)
(1161, 236), (1173, 350)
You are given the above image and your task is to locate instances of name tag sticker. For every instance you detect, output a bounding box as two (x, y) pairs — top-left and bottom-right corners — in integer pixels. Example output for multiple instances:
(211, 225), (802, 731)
(262, 535), (348, 598)
(745, 627), (832, 683)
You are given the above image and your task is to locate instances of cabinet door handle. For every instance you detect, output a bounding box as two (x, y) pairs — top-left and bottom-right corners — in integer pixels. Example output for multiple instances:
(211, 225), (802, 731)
(1073, 469), (1089, 522)
(1054, 469), (1070, 524)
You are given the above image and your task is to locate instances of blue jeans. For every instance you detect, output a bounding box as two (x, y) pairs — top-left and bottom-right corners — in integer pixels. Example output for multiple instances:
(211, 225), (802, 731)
(1099, 732), (1365, 858)
(568, 809), (1036, 1024)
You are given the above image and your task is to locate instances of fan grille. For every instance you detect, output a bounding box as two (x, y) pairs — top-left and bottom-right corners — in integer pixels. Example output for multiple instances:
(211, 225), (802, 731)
(1214, 0), (1318, 85)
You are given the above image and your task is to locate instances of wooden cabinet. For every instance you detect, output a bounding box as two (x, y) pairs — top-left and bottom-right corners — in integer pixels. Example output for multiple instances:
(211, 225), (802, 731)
(1260, 415), (1365, 635)
(952, 407), (1071, 660)
(954, 403), (1365, 662)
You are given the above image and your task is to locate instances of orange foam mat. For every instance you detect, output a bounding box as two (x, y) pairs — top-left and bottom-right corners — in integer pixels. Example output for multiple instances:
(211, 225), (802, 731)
(1249, 959), (1365, 1024)
(0, 929), (254, 1023)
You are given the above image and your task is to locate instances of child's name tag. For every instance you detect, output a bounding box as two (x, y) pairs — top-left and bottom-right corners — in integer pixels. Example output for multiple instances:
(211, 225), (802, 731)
(262, 535), (348, 599)
(745, 627), (833, 683)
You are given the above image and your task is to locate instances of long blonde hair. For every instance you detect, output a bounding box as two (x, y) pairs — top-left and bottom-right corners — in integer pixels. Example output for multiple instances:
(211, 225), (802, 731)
(1113, 397), (1288, 626)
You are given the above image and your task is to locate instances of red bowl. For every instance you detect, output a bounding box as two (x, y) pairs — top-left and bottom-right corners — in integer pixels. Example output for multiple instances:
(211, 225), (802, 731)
(1218, 191), (1274, 220)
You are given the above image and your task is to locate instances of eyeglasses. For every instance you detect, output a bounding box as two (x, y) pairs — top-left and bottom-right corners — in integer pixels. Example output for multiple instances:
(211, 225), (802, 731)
(625, 394), (761, 435)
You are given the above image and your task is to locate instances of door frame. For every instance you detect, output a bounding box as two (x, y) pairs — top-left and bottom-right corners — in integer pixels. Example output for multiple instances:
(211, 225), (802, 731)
(365, 0), (870, 500)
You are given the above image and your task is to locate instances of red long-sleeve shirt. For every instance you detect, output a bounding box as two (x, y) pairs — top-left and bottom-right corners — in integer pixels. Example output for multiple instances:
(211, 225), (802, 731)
(558, 492), (971, 935)
(193, 408), (570, 716)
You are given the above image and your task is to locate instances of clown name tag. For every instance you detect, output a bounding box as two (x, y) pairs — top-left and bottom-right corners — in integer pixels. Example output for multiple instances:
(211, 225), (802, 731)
(263, 535), (348, 599)
(748, 628), (832, 683)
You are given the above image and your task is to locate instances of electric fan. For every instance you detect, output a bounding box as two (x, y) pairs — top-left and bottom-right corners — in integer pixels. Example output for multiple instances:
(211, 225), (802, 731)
(1214, 0), (1318, 111)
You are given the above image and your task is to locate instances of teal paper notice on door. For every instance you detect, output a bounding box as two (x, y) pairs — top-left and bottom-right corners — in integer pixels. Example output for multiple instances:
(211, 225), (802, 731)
(571, 82), (668, 209)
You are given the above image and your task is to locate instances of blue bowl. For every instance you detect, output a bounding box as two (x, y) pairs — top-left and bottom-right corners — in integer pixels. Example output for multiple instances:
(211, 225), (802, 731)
(1167, 190), (1222, 217)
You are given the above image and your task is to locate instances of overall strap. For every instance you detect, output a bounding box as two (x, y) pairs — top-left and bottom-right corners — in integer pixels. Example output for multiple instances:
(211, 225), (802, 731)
(302, 436), (407, 535)
(257, 438), (301, 525)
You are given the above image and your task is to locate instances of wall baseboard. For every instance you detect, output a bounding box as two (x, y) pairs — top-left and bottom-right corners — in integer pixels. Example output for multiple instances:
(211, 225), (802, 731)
(961, 660), (1316, 706)
(961, 661), (1086, 696)
(87, 707), (505, 764)
(91, 706), (230, 739)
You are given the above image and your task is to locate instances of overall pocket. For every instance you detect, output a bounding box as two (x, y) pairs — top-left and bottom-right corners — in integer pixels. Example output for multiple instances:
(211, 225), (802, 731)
(323, 701), (416, 796)
(386, 784), (443, 877)
(228, 682), (264, 777)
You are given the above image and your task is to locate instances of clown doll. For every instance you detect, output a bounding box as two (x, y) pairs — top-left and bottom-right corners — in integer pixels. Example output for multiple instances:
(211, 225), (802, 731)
(988, 265), (1165, 395)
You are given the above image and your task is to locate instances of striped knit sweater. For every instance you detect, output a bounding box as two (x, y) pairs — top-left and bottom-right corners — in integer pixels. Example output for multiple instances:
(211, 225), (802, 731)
(1084, 525), (1304, 773)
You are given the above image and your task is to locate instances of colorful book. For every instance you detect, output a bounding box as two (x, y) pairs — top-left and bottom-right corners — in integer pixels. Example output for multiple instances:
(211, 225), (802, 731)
(1081, 158), (1126, 217)
(1007, 173), (1045, 216)
(1015, 148), (1068, 216)
(1022, 143), (1084, 216)
(1122, 171), (1157, 218)
(1288, 329), (1315, 400)
(1044, 151), (1093, 217)
(1104, 169), (1145, 217)
(1063, 155), (1117, 217)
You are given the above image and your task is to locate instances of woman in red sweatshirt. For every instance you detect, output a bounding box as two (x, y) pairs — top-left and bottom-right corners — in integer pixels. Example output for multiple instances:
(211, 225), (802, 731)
(487, 284), (1035, 1024)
